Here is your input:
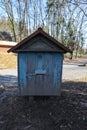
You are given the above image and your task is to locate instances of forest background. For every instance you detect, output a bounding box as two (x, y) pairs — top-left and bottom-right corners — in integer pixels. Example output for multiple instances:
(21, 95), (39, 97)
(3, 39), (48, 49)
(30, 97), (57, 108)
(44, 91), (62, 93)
(0, 0), (87, 58)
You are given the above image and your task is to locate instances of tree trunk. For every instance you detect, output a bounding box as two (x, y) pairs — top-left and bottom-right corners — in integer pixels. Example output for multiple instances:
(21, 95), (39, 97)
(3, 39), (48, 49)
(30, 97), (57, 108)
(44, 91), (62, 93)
(70, 52), (73, 60)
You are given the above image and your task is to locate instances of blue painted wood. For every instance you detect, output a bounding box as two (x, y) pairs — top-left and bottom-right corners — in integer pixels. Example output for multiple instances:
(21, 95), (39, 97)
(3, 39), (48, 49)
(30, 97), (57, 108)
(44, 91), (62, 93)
(35, 69), (46, 75)
(18, 52), (63, 96)
(53, 54), (63, 89)
(18, 53), (27, 95)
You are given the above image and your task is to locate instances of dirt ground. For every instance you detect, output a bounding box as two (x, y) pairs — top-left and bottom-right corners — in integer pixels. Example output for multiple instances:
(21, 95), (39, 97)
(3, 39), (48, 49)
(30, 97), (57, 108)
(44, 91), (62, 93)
(0, 56), (87, 130)
(64, 56), (87, 63)
(0, 80), (87, 130)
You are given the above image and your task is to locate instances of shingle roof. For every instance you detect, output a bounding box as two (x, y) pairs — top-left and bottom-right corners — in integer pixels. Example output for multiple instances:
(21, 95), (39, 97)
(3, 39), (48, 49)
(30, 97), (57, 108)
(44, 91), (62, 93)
(8, 28), (72, 53)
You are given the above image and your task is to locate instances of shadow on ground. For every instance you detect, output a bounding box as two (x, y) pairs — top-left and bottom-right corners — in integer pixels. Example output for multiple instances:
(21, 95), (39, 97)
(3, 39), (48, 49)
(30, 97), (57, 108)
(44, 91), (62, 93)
(0, 75), (17, 90)
(62, 80), (87, 95)
(0, 78), (87, 130)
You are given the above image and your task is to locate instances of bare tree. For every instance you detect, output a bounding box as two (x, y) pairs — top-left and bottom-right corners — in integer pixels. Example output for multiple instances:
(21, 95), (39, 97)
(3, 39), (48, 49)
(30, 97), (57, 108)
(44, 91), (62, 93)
(1, 0), (17, 41)
(0, 0), (86, 55)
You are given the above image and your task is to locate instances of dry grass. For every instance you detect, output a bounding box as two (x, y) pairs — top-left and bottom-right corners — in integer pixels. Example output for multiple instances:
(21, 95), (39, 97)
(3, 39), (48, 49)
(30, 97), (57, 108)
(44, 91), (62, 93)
(0, 52), (17, 69)
(65, 77), (87, 82)
(79, 77), (87, 82)
(64, 57), (87, 63)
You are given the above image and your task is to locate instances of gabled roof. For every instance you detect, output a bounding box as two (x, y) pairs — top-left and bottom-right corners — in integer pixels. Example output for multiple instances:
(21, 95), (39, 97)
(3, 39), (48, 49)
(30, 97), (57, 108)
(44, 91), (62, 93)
(8, 28), (72, 53)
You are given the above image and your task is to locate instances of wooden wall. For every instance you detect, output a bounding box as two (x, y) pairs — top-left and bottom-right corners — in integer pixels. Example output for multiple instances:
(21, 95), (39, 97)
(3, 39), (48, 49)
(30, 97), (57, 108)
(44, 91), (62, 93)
(18, 52), (63, 96)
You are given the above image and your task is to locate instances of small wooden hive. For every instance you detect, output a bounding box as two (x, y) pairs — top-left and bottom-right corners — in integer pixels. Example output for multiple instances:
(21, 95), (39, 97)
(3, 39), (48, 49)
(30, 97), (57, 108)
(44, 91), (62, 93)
(8, 28), (71, 96)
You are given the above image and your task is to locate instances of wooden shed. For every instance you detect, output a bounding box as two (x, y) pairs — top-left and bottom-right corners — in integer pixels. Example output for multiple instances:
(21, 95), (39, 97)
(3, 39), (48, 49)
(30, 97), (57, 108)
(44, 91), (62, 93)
(8, 28), (71, 96)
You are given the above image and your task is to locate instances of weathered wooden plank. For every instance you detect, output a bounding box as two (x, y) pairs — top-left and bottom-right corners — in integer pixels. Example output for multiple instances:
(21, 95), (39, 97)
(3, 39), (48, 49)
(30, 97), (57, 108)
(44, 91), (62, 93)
(18, 53), (27, 95)
(14, 49), (65, 53)
(24, 53), (63, 96)
(15, 36), (65, 53)
(27, 53), (36, 95)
